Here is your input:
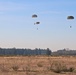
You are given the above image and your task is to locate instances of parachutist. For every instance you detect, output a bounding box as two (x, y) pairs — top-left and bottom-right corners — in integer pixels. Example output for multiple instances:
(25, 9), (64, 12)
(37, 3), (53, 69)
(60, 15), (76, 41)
(37, 28), (38, 30)
(70, 26), (72, 28)
(34, 23), (35, 25)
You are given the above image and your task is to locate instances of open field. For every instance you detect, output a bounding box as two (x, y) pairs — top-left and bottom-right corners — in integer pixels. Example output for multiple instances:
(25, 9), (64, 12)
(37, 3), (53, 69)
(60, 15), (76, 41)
(0, 56), (76, 75)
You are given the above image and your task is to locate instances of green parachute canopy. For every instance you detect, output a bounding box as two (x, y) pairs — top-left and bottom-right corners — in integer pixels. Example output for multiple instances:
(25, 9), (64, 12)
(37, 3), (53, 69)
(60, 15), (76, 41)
(36, 22), (40, 24)
(34, 22), (40, 25)
(32, 14), (37, 18)
(67, 16), (74, 19)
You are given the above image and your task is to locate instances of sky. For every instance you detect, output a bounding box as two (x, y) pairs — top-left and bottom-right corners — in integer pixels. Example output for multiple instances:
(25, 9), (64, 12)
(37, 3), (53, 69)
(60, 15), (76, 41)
(0, 0), (76, 51)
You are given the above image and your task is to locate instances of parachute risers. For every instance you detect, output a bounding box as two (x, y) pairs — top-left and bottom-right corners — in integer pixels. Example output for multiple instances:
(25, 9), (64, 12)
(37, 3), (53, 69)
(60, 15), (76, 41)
(67, 16), (74, 28)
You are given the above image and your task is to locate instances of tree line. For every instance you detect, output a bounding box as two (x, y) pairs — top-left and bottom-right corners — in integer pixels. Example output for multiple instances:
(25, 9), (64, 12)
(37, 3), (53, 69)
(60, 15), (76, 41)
(0, 48), (51, 56)
(52, 48), (76, 56)
(0, 48), (76, 56)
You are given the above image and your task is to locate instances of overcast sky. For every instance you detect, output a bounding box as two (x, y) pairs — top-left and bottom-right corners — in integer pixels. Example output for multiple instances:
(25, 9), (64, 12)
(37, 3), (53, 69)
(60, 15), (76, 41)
(0, 0), (76, 51)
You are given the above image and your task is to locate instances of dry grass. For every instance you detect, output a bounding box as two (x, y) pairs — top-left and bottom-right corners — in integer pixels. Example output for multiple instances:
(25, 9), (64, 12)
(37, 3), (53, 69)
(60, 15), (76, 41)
(0, 56), (76, 75)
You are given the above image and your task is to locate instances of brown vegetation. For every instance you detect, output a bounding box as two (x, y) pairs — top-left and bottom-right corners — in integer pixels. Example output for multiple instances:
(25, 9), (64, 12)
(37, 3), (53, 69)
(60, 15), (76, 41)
(0, 56), (76, 75)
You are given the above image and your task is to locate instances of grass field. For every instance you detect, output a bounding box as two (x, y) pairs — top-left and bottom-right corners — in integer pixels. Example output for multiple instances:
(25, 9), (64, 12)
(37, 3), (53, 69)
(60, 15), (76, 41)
(0, 56), (76, 75)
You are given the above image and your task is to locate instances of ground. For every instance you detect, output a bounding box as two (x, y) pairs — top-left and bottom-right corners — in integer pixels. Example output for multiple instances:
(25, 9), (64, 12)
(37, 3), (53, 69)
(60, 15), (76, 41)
(0, 55), (76, 75)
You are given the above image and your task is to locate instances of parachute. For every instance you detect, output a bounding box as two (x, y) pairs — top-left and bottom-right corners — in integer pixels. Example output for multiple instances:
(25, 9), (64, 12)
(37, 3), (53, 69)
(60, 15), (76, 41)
(32, 14), (37, 18)
(32, 14), (40, 30)
(67, 16), (74, 28)
(67, 16), (74, 19)
(34, 22), (40, 25)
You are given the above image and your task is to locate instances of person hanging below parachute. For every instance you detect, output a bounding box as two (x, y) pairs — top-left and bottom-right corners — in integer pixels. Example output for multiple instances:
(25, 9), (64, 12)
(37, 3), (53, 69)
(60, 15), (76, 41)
(67, 16), (74, 28)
